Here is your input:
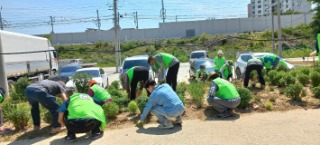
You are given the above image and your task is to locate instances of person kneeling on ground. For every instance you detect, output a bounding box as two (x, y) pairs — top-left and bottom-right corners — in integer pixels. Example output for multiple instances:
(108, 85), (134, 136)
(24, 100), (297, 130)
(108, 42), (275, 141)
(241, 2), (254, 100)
(58, 87), (106, 141)
(87, 80), (112, 106)
(194, 64), (208, 81)
(136, 79), (184, 129)
(220, 60), (234, 82)
(207, 73), (241, 118)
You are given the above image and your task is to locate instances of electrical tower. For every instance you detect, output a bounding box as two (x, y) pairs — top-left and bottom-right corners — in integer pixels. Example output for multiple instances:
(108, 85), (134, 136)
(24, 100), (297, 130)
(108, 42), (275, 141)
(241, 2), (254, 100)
(160, 0), (167, 38)
(50, 16), (55, 34)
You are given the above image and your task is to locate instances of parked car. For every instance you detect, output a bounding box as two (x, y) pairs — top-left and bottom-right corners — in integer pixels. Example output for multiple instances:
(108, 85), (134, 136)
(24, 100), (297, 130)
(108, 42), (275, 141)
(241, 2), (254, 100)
(58, 65), (81, 83)
(119, 55), (154, 89)
(189, 50), (209, 64)
(235, 52), (295, 78)
(189, 59), (215, 79)
(66, 67), (109, 89)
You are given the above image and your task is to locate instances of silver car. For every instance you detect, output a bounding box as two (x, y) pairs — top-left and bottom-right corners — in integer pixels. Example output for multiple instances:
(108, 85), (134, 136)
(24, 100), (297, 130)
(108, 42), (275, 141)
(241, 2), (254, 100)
(189, 50), (209, 64)
(235, 52), (295, 78)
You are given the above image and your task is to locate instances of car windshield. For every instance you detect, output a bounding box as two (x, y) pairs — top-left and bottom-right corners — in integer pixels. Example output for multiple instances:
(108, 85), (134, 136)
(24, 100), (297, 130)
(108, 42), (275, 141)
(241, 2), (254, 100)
(194, 60), (214, 70)
(60, 66), (79, 73)
(74, 70), (100, 77)
(191, 52), (205, 59)
(122, 59), (149, 69)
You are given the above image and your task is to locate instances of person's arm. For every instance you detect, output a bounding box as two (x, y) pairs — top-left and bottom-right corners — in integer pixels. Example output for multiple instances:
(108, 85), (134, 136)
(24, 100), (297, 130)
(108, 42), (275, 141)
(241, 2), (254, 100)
(60, 93), (67, 101)
(208, 81), (218, 98)
(139, 94), (156, 122)
(220, 65), (226, 78)
(87, 89), (94, 97)
(58, 101), (68, 126)
(58, 112), (65, 126)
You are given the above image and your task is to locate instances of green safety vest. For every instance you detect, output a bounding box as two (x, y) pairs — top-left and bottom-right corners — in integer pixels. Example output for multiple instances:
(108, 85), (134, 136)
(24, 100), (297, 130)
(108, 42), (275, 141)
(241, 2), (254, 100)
(317, 34), (320, 62)
(213, 78), (239, 100)
(0, 93), (3, 103)
(222, 64), (233, 79)
(260, 54), (278, 69)
(67, 93), (106, 130)
(159, 53), (174, 68)
(279, 60), (288, 68)
(214, 57), (226, 71)
(196, 69), (208, 77)
(126, 67), (135, 84)
(91, 84), (111, 102)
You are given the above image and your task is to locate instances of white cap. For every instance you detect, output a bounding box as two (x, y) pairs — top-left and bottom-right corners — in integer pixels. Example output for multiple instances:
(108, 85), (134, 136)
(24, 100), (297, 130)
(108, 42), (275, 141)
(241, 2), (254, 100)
(218, 50), (223, 55)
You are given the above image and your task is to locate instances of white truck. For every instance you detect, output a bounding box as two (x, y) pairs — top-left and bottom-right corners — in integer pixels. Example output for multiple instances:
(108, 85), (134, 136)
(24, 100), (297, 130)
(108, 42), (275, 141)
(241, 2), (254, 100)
(0, 30), (58, 95)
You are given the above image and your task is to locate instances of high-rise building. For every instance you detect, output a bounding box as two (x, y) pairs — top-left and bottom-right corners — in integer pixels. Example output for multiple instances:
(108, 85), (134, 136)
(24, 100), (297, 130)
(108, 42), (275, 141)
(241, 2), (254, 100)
(248, 0), (311, 17)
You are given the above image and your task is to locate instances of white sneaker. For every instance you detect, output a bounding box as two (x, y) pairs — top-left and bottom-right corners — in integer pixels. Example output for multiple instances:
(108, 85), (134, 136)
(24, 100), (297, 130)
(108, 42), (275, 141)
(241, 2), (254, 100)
(175, 115), (183, 124)
(157, 119), (174, 129)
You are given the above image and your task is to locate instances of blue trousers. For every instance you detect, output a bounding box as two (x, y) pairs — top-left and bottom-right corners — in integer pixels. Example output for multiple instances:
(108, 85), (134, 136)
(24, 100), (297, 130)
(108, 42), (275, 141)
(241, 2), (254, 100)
(24, 87), (61, 128)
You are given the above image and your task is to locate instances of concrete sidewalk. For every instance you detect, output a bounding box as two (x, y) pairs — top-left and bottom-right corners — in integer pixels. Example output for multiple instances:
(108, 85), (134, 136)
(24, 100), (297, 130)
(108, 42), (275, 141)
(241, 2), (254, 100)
(2, 109), (320, 145)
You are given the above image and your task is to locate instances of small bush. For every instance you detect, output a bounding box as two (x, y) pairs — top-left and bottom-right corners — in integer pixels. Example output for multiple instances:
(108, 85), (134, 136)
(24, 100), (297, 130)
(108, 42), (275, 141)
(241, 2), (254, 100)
(10, 77), (30, 102)
(108, 85), (116, 91)
(176, 82), (187, 96)
(269, 86), (275, 92)
(103, 102), (120, 118)
(6, 103), (30, 130)
(2, 101), (15, 122)
(283, 74), (296, 85)
(300, 67), (310, 75)
(237, 87), (253, 109)
(312, 86), (320, 98)
(276, 63), (288, 72)
(297, 74), (309, 86)
(72, 73), (93, 93)
(285, 83), (304, 101)
(265, 102), (273, 110)
(269, 98), (276, 103)
(187, 82), (206, 108)
(43, 111), (52, 124)
(275, 71), (286, 87)
(310, 71), (320, 87)
(128, 101), (138, 114)
(268, 70), (278, 85)
(136, 95), (149, 113)
(110, 81), (120, 89)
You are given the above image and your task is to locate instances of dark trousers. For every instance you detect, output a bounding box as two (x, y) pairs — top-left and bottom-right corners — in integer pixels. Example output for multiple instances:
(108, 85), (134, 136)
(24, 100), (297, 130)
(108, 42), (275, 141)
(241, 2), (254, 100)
(244, 64), (265, 87)
(24, 87), (61, 128)
(64, 118), (101, 137)
(130, 67), (149, 100)
(166, 62), (180, 91)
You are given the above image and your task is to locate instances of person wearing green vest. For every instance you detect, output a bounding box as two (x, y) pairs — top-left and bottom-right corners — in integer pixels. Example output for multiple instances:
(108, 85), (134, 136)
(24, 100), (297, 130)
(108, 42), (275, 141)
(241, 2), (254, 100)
(220, 60), (234, 82)
(260, 54), (280, 69)
(58, 87), (106, 141)
(207, 73), (241, 118)
(214, 50), (226, 75)
(148, 53), (180, 91)
(87, 80), (112, 106)
(310, 33), (320, 62)
(194, 64), (208, 81)
(244, 58), (265, 88)
(122, 66), (149, 100)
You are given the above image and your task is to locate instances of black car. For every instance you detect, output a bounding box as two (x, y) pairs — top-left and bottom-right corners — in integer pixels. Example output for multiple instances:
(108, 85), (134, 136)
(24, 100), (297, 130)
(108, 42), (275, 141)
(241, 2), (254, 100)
(58, 65), (82, 82)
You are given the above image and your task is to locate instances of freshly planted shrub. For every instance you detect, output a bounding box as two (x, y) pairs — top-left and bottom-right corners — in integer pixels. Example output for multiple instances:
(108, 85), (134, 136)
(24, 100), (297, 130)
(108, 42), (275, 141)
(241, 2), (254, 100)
(110, 81), (120, 89)
(2, 101), (15, 122)
(103, 102), (120, 118)
(300, 67), (310, 75)
(297, 74), (309, 86)
(283, 74), (296, 85)
(7, 103), (30, 130)
(285, 83), (303, 101)
(72, 73), (93, 93)
(10, 77), (30, 102)
(187, 82), (206, 108)
(268, 70), (278, 85)
(236, 87), (253, 109)
(136, 95), (149, 113)
(276, 63), (288, 72)
(265, 102), (273, 110)
(176, 82), (187, 96)
(310, 71), (320, 87)
(275, 71), (286, 87)
(128, 101), (138, 114)
(312, 86), (320, 98)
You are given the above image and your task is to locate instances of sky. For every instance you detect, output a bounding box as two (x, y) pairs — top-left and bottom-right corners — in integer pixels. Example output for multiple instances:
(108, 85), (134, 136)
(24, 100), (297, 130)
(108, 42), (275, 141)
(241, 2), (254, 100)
(0, 0), (249, 35)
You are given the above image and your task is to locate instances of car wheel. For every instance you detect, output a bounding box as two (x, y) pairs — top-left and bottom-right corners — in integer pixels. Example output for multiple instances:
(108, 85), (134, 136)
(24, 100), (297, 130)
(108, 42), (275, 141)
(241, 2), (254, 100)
(236, 67), (242, 79)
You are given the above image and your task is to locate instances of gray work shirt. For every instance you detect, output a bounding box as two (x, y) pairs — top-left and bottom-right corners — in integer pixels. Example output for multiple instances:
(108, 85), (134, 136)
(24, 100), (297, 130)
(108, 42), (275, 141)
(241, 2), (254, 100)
(27, 80), (65, 96)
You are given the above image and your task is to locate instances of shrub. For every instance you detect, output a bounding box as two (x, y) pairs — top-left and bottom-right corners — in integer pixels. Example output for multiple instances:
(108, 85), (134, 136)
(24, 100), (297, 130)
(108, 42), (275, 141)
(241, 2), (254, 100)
(128, 101), (138, 114)
(300, 67), (310, 75)
(187, 82), (206, 108)
(136, 95), (149, 113)
(275, 71), (286, 87)
(276, 63), (288, 72)
(268, 70), (278, 85)
(176, 82), (187, 96)
(6, 103), (30, 130)
(283, 74), (296, 85)
(310, 71), (320, 87)
(297, 74), (309, 86)
(269, 97), (276, 103)
(103, 102), (120, 118)
(72, 73), (93, 93)
(110, 81), (120, 89)
(265, 102), (273, 110)
(10, 77), (29, 102)
(178, 94), (186, 105)
(312, 86), (320, 98)
(2, 101), (15, 122)
(43, 111), (52, 124)
(285, 83), (304, 101)
(236, 87), (253, 109)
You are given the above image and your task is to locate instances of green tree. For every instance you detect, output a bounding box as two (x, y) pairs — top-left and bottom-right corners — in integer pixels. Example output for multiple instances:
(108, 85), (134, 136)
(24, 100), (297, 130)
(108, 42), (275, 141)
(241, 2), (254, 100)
(309, 0), (320, 35)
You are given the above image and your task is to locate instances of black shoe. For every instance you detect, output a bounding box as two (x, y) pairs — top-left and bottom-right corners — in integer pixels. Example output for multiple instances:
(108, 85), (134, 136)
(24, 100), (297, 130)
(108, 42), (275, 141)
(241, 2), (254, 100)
(216, 110), (232, 118)
(65, 135), (76, 141)
(91, 131), (104, 139)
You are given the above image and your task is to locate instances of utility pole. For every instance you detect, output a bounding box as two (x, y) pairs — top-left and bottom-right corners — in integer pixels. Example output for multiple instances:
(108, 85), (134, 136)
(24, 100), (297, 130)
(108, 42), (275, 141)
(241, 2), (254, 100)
(96, 9), (101, 30)
(271, 6), (275, 53)
(113, 0), (119, 73)
(277, 0), (282, 57)
(134, 11), (138, 29)
(176, 15), (178, 22)
(160, 0), (167, 38)
(50, 16), (55, 34)
(0, 6), (3, 30)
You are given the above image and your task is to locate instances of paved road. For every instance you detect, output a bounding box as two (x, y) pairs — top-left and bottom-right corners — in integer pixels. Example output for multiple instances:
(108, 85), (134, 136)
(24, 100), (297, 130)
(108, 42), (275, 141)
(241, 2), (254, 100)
(2, 109), (320, 145)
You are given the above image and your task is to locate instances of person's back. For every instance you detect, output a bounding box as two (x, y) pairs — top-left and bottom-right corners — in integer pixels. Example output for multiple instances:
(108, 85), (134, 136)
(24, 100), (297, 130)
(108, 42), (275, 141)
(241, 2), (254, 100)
(27, 80), (65, 96)
(150, 84), (183, 112)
